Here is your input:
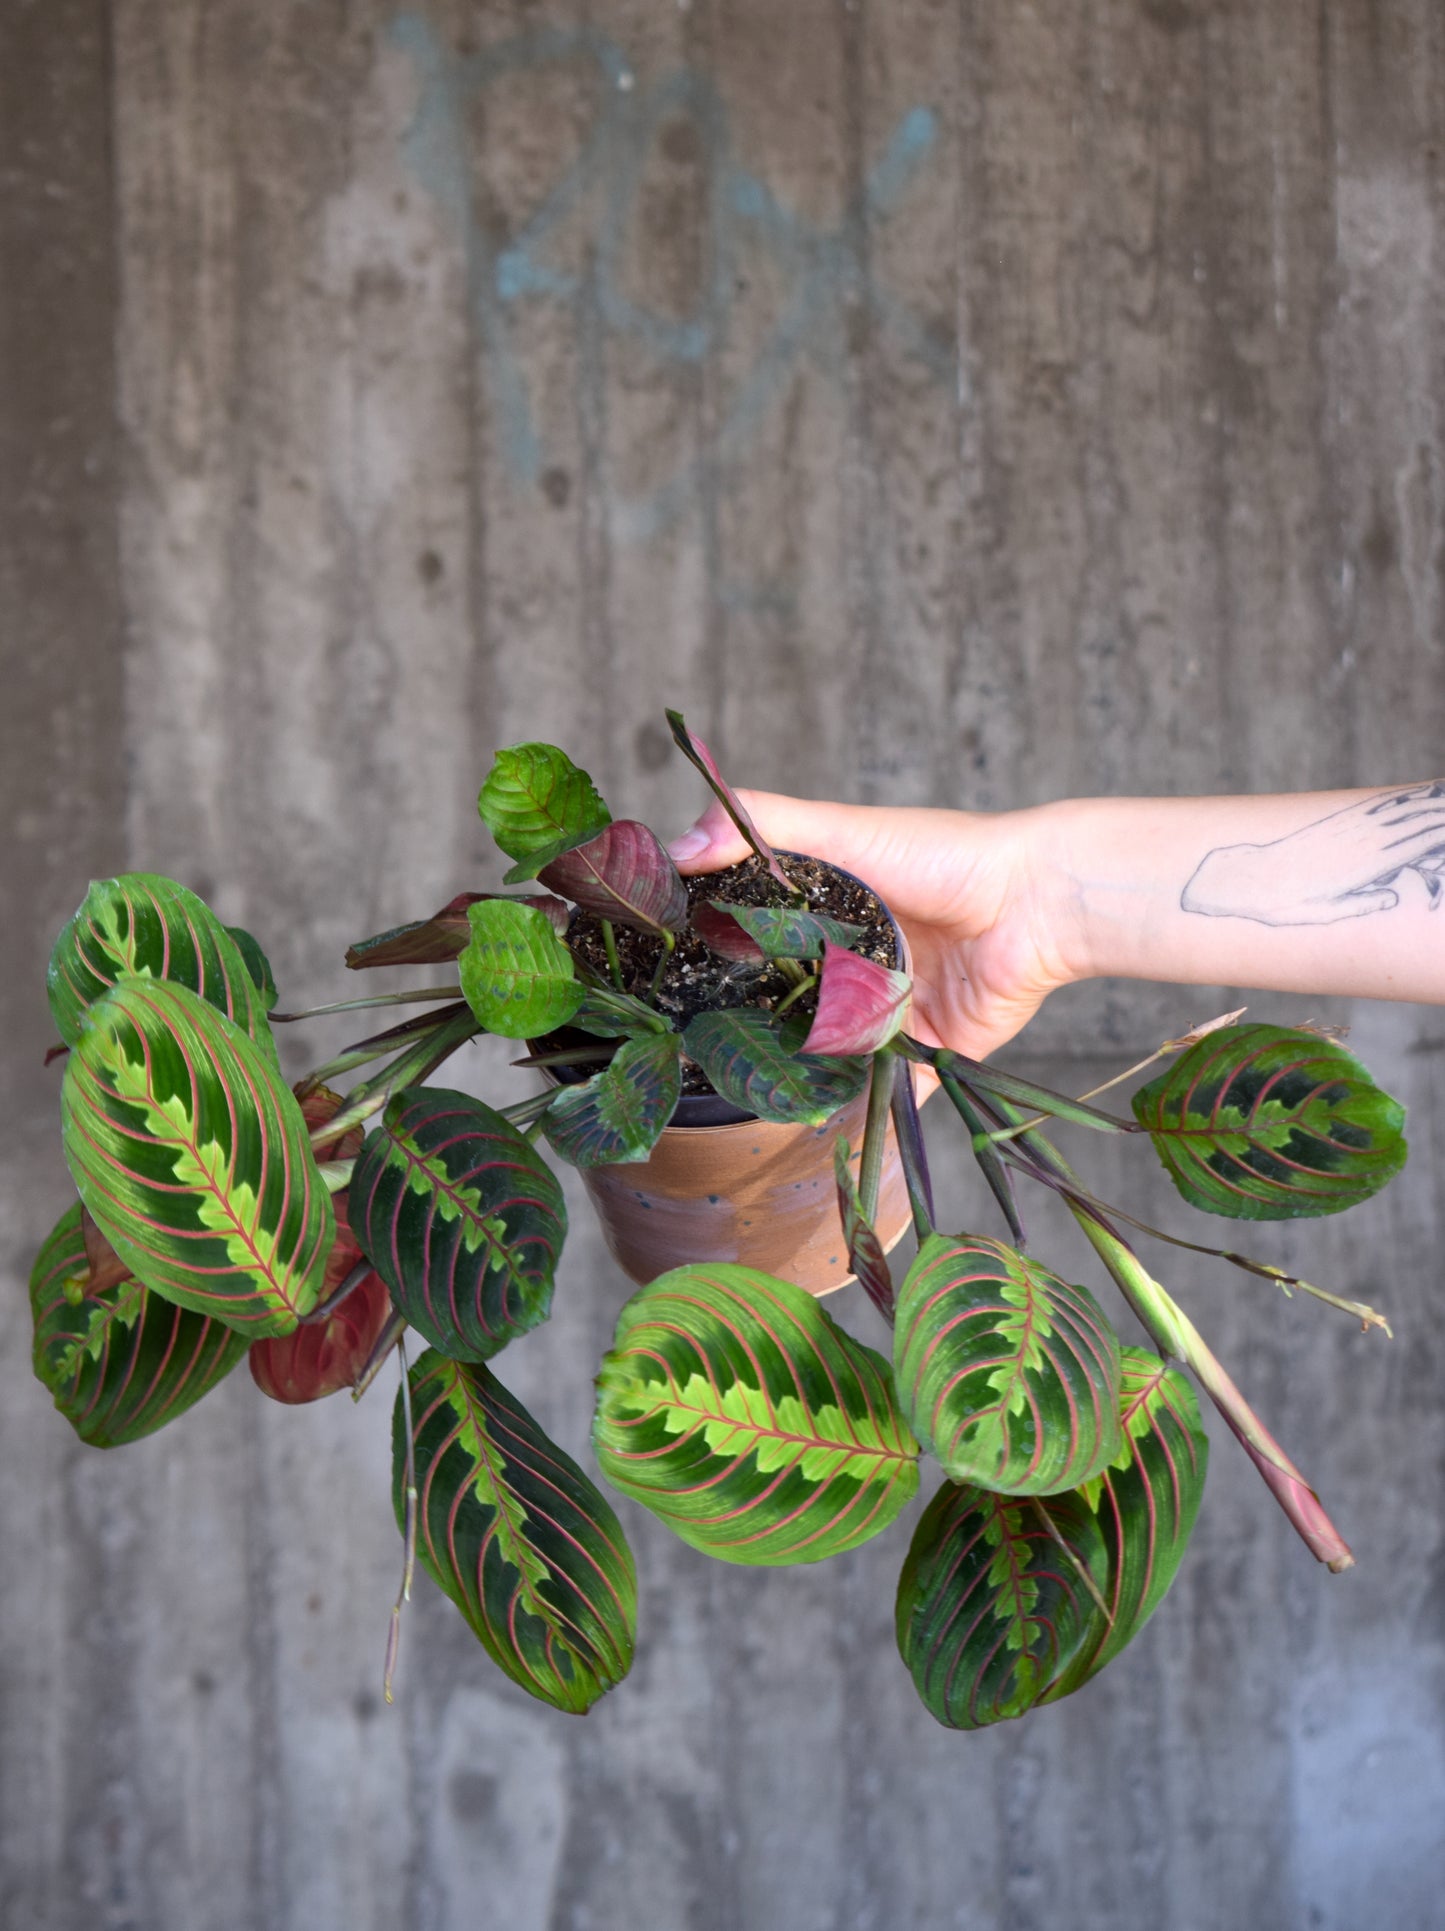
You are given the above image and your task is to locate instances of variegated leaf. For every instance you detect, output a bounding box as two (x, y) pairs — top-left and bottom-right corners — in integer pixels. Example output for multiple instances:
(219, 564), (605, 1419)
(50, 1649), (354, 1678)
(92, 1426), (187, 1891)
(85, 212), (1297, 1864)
(538, 821), (689, 935)
(894, 1233), (1123, 1495)
(702, 902), (867, 961)
(351, 1088), (565, 1361)
(593, 1263), (920, 1565)
(543, 1033), (683, 1167)
(1046, 1346), (1209, 1697)
(896, 1480), (1108, 1729)
(477, 742), (612, 884)
(683, 1009), (868, 1125)
(48, 872), (278, 1061)
(457, 899), (584, 1039)
(30, 1200), (248, 1446)
(61, 979), (333, 1335)
(1133, 1021), (1407, 1219)
(399, 1351), (636, 1713)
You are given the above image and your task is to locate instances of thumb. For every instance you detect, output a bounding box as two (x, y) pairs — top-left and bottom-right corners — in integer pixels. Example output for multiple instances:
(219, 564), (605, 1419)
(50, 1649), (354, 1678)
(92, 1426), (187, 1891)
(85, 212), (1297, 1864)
(666, 789), (887, 878)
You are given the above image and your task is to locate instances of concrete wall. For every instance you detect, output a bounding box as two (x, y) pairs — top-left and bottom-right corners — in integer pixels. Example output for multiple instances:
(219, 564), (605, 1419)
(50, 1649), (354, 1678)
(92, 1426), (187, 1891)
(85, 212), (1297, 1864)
(2, 4), (1443, 1927)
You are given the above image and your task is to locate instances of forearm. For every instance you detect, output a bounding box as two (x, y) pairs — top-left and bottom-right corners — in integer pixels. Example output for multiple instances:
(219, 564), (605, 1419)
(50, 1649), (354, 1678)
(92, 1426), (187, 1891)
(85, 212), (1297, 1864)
(1045, 784), (1445, 1005)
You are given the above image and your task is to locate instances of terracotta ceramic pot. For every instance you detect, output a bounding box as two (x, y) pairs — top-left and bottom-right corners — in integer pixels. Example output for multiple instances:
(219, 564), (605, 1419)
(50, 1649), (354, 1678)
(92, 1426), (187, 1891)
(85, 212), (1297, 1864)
(565, 860), (918, 1296)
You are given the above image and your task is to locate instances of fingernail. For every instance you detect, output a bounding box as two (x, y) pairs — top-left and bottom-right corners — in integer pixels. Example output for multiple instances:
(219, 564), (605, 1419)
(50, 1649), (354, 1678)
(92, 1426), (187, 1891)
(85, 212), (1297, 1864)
(667, 825), (710, 863)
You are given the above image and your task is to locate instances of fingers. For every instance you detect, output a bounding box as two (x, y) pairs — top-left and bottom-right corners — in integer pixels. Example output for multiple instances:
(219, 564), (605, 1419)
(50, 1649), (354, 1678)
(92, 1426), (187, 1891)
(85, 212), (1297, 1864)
(667, 789), (892, 879)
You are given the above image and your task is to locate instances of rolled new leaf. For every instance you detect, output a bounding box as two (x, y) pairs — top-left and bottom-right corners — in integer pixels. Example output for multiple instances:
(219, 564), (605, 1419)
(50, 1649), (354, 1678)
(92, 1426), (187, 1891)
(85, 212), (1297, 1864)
(539, 821), (689, 935)
(801, 942), (912, 1057)
(1132, 1021), (1407, 1219)
(477, 742), (612, 884)
(544, 1032), (683, 1167)
(48, 872), (279, 1062)
(683, 1009), (868, 1125)
(594, 1262), (920, 1565)
(30, 1201), (248, 1446)
(61, 979), (333, 1335)
(1046, 1346), (1209, 1699)
(896, 1480), (1108, 1729)
(351, 1088), (565, 1361)
(458, 899), (584, 1040)
(345, 892), (568, 970)
(894, 1233), (1123, 1495)
(398, 1350), (636, 1713)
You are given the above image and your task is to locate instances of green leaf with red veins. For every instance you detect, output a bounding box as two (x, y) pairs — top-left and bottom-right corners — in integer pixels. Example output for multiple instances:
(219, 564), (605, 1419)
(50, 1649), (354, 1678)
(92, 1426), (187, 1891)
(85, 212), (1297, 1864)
(665, 710), (794, 891)
(60, 979), (334, 1336)
(346, 892), (568, 970)
(477, 742), (613, 884)
(705, 903), (868, 961)
(833, 1136), (895, 1319)
(458, 899), (584, 1040)
(593, 1262), (919, 1565)
(350, 1087), (566, 1362)
(399, 1351), (636, 1713)
(249, 1264), (394, 1405)
(1132, 1021), (1407, 1220)
(683, 1009), (868, 1125)
(225, 925), (279, 1011)
(48, 872), (279, 1063)
(800, 942), (912, 1056)
(896, 1480), (1108, 1729)
(538, 821), (689, 935)
(544, 1033), (684, 1167)
(1044, 1346), (1209, 1700)
(30, 1200), (248, 1447)
(894, 1233), (1123, 1495)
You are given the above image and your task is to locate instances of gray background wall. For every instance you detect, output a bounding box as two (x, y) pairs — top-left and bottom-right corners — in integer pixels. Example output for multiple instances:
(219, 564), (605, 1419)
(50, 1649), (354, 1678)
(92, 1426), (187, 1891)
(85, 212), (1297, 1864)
(3, 3), (1443, 1927)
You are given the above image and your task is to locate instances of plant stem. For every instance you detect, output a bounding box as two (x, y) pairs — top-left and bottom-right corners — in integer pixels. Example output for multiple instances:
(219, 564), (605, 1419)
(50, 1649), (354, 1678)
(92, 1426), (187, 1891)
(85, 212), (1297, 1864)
(299, 1257), (372, 1325)
(500, 1091), (558, 1130)
(890, 1061), (936, 1239)
(648, 929), (676, 1002)
(937, 1069), (1026, 1247)
(772, 971), (818, 1019)
(314, 1158), (356, 1193)
(384, 1334), (417, 1705)
(858, 1051), (897, 1225)
(272, 985), (463, 1022)
(352, 1310), (407, 1401)
(601, 920), (624, 991)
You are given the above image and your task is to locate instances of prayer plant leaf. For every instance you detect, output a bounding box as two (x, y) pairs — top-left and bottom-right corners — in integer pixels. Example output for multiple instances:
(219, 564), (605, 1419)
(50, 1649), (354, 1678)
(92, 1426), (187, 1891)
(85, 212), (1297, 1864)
(703, 902), (868, 962)
(1045, 1347), (1209, 1699)
(249, 1178), (395, 1403)
(346, 892), (568, 970)
(593, 1262), (920, 1566)
(351, 1087), (566, 1362)
(399, 1351), (636, 1713)
(569, 987), (673, 1039)
(477, 742), (612, 884)
(801, 942), (912, 1057)
(896, 1481), (1108, 1730)
(665, 711), (794, 892)
(543, 1032), (683, 1168)
(60, 980), (334, 1336)
(539, 821), (689, 935)
(225, 926), (278, 1012)
(30, 1201), (248, 1447)
(48, 872), (279, 1063)
(683, 1009), (869, 1125)
(690, 902), (766, 963)
(457, 900), (584, 1040)
(894, 1233), (1123, 1495)
(1132, 1021), (1408, 1220)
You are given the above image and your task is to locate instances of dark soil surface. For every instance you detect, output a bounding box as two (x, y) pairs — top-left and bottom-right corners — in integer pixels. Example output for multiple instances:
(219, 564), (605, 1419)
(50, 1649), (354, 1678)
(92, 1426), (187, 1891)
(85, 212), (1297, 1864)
(544, 851), (900, 1097)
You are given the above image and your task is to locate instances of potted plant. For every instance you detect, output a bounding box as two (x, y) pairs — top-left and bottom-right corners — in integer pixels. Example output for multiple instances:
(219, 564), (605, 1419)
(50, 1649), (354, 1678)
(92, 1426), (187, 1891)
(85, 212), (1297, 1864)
(30, 713), (1404, 1727)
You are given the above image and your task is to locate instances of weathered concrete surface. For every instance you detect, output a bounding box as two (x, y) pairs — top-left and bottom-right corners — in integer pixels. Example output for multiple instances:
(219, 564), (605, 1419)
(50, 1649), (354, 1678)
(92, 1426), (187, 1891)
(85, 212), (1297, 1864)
(2, 3), (1443, 1927)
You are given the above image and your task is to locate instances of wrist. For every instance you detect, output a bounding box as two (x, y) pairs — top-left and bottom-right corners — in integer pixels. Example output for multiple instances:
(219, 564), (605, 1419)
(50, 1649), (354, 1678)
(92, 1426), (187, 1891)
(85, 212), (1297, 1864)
(1007, 797), (1105, 992)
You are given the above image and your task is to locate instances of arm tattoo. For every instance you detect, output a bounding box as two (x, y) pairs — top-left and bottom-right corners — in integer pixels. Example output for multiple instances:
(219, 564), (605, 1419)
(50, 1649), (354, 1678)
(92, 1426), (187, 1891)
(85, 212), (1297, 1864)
(1181, 781), (1445, 926)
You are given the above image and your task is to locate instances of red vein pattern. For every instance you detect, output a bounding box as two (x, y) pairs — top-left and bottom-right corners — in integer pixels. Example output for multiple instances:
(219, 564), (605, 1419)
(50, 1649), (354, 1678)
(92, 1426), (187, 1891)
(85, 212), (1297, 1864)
(895, 1234), (1124, 1496)
(398, 1350), (636, 1713)
(60, 979), (333, 1336)
(683, 1009), (869, 1125)
(593, 1262), (919, 1566)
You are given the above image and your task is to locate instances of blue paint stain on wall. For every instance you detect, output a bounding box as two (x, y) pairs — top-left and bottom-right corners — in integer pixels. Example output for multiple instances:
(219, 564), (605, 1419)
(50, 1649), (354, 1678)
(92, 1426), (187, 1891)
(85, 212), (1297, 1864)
(389, 14), (951, 540)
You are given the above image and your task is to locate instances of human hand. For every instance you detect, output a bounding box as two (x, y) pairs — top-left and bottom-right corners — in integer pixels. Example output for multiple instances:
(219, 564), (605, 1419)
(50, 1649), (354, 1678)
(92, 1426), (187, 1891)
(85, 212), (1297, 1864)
(667, 792), (1077, 1062)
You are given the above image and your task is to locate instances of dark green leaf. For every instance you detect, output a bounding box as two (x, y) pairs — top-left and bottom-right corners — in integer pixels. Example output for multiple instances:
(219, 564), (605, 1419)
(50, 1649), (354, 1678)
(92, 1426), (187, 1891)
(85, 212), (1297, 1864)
(896, 1480), (1107, 1729)
(399, 1351), (636, 1713)
(683, 1008), (868, 1125)
(594, 1262), (919, 1565)
(1132, 1022), (1408, 1219)
(1046, 1347), (1209, 1698)
(30, 1202), (247, 1446)
(704, 902), (867, 961)
(225, 926), (278, 1012)
(539, 821), (689, 935)
(458, 900), (584, 1040)
(894, 1233), (1123, 1495)
(48, 872), (278, 1062)
(351, 1087), (566, 1361)
(477, 742), (612, 884)
(61, 980), (333, 1336)
(544, 1033), (683, 1167)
